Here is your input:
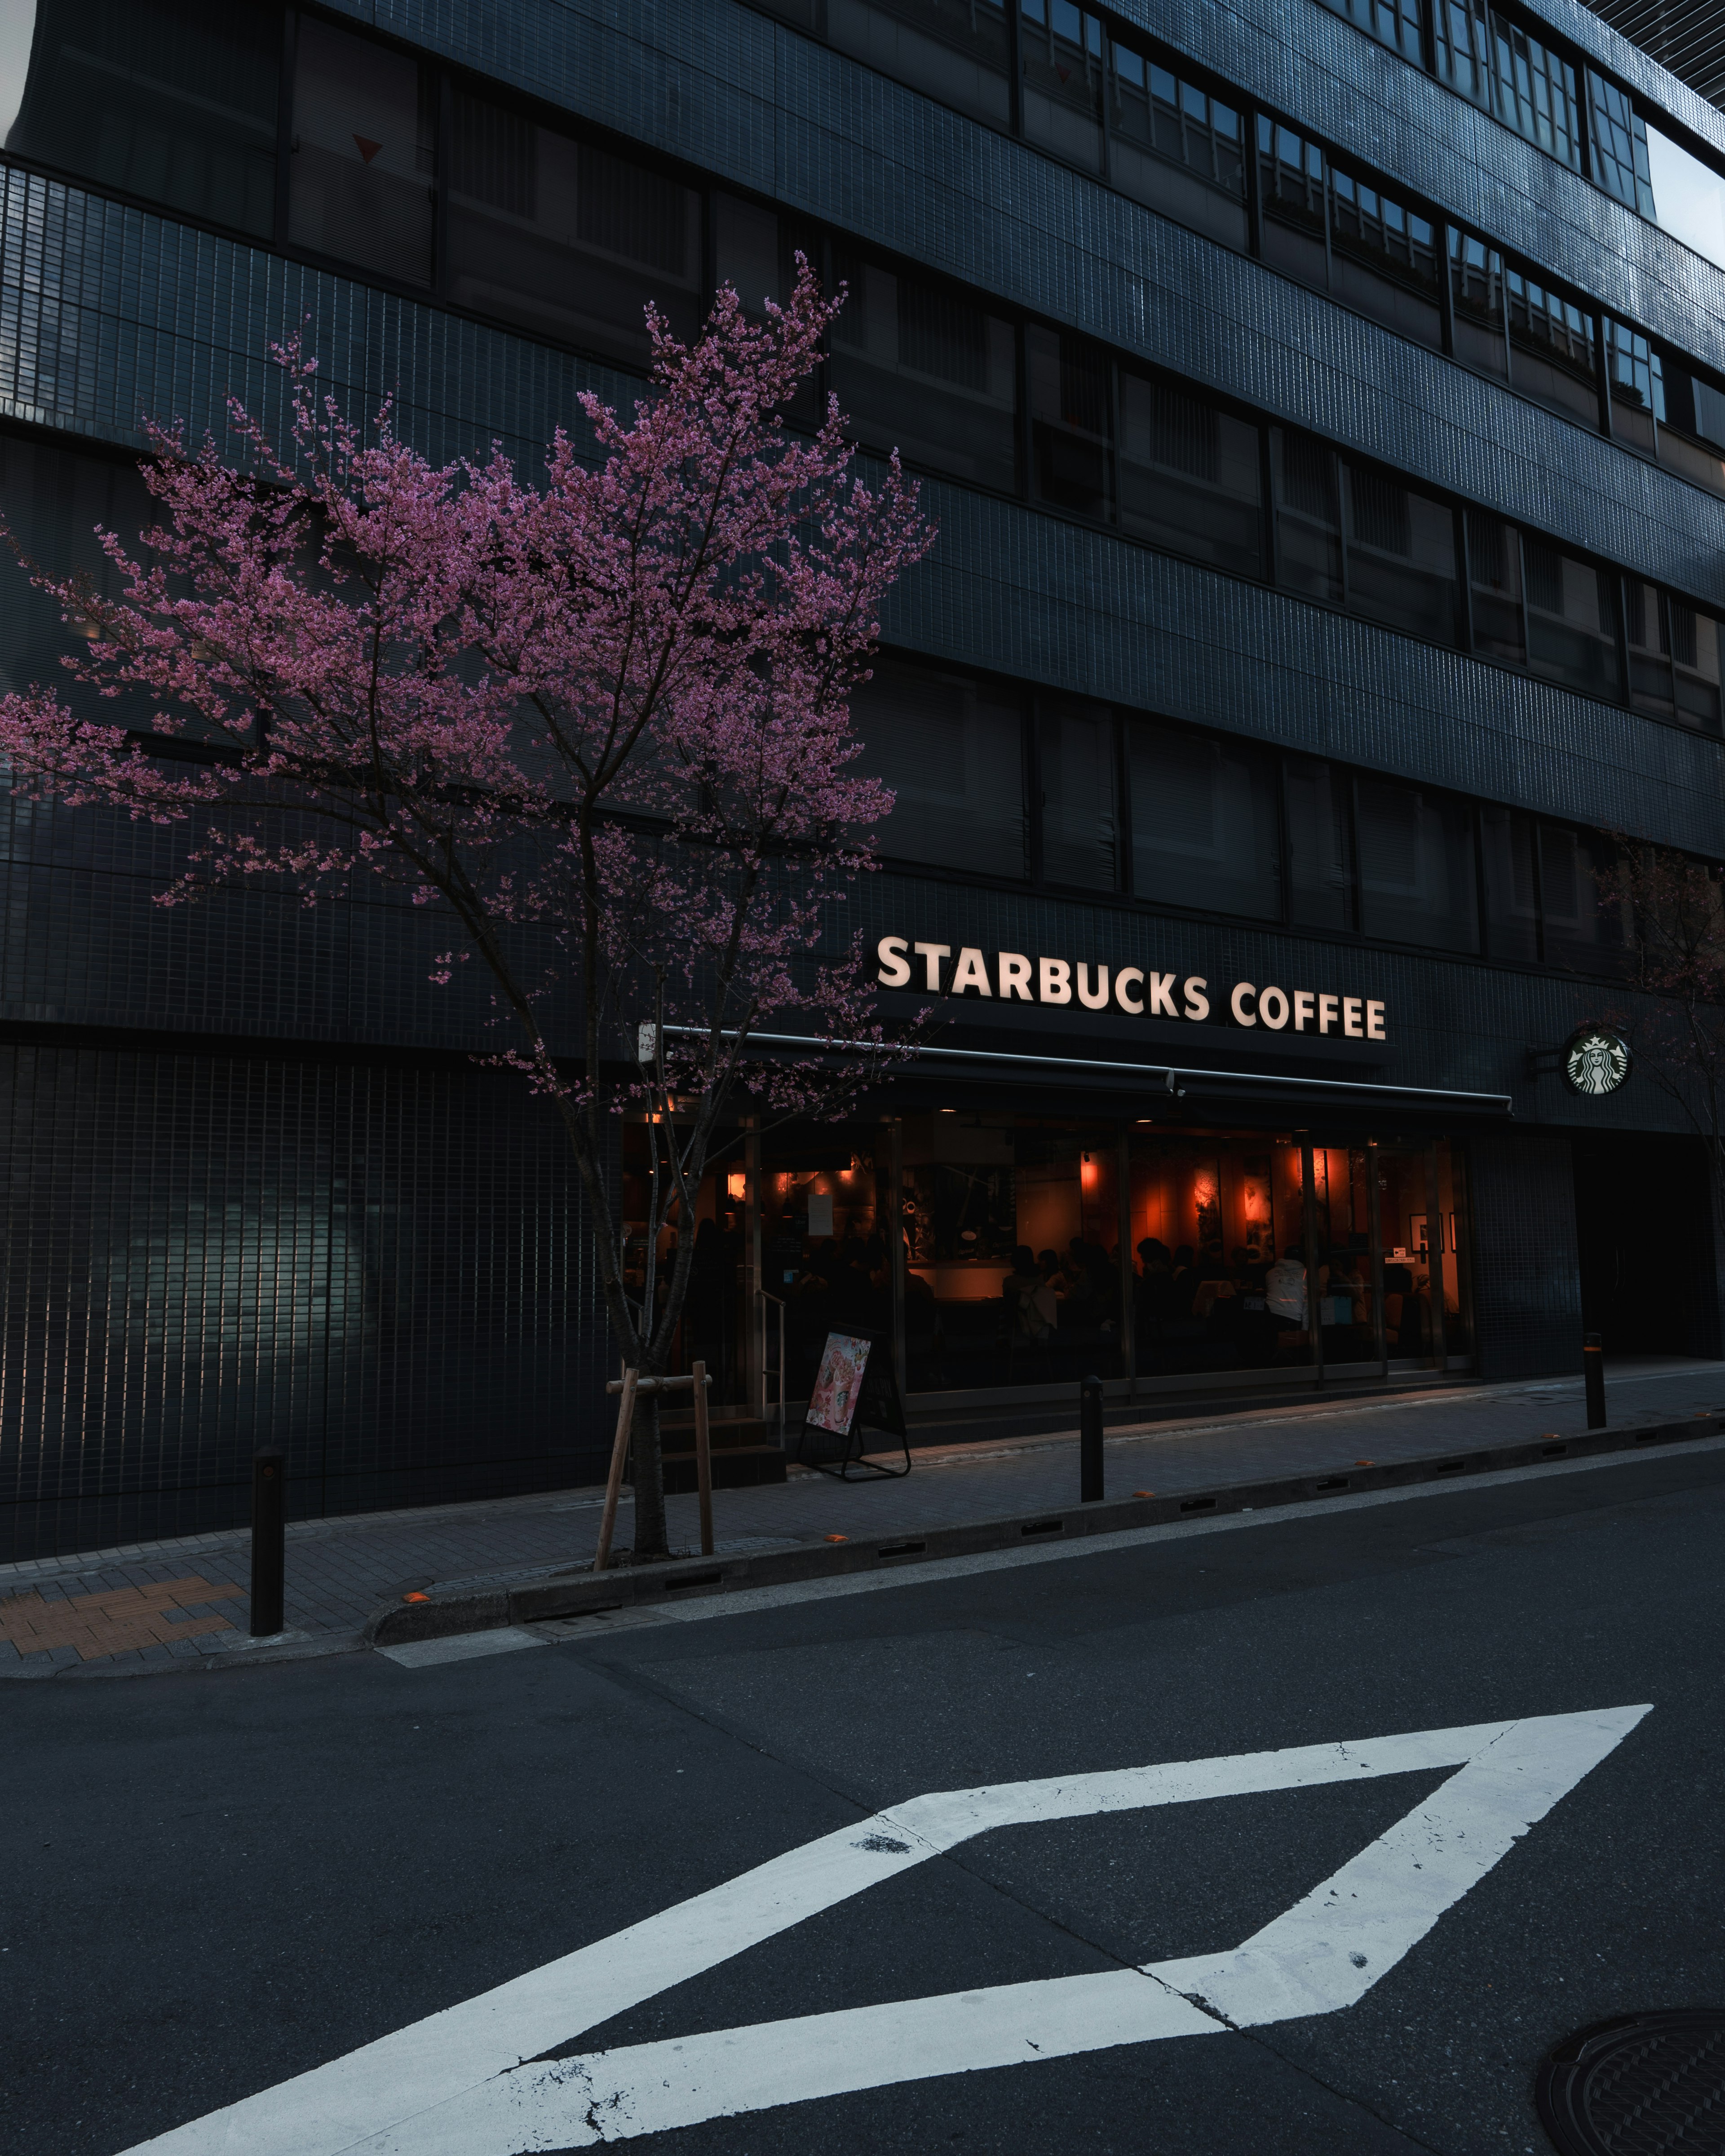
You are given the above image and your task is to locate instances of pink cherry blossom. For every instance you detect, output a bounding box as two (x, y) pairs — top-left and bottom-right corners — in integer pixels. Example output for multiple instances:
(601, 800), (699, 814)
(0, 261), (933, 1556)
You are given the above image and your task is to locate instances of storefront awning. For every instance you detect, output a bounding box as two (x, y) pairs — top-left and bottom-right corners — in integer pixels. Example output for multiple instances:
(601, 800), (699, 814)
(676, 1028), (1514, 1117)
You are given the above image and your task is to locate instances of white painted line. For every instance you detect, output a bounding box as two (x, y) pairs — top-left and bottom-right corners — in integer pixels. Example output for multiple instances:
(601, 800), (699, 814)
(377, 1628), (549, 1670)
(116, 1707), (1648, 2156)
(635, 1431), (1725, 1629)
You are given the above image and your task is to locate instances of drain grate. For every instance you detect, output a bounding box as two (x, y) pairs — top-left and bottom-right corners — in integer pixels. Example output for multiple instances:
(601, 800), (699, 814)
(1536, 2010), (1725, 2154)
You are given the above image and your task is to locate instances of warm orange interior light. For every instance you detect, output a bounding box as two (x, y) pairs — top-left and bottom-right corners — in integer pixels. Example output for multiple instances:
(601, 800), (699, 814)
(726, 1171), (747, 1200)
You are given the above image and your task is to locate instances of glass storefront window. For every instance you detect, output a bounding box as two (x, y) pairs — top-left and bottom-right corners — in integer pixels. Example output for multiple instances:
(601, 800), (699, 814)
(1375, 1146), (1470, 1362)
(1130, 1133), (1312, 1378)
(682, 1120), (1476, 1411)
(899, 1118), (1123, 1392)
(759, 1127), (889, 1399)
(620, 1131), (755, 1408)
(1308, 1146), (1378, 1365)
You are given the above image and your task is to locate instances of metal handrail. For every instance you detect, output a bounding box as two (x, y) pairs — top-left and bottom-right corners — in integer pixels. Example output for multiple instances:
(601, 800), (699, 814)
(756, 1286), (787, 1446)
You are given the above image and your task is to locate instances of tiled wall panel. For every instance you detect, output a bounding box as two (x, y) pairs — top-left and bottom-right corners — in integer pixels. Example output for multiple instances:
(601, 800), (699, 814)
(1464, 1128), (1585, 1377)
(0, 1046), (612, 1560)
(2, 164), (1723, 859)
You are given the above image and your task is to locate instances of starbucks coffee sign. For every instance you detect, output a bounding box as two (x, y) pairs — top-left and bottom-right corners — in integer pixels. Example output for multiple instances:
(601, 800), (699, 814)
(876, 937), (1388, 1042)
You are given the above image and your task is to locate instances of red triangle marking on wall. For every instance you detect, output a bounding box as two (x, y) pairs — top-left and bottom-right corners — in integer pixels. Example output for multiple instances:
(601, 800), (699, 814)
(353, 135), (382, 165)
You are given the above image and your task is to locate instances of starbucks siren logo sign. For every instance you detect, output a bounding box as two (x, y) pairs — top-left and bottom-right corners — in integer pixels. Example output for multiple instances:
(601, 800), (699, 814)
(1564, 1026), (1632, 1097)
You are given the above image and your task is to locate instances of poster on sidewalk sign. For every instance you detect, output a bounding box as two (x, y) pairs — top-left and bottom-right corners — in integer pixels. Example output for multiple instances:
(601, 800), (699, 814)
(794, 1329), (911, 1480)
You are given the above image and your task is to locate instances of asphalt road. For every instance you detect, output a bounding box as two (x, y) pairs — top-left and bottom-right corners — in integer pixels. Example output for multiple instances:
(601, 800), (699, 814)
(7, 1444), (1724, 2156)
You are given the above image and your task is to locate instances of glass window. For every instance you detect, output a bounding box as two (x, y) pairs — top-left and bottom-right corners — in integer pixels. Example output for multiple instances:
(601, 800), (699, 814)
(849, 659), (1026, 875)
(1466, 511), (1526, 665)
(1128, 720), (1280, 919)
(1309, 1144), (1381, 1367)
(1448, 230), (1507, 377)
(1604, 318), (1659, 454)
(1438, 0), (1580, 169)
(1491, 13), (1580, 170)
(1625, 580), (1674, 717)
(1670, 601), (1723, 733)
(444, 91), (701, 366)
(1644, 122), (1725, 274)
(1256, 118), (1328, 287)
(1026, 324), (1112, 521)
(1524, 542), (1621, 698)
(1357, 780), (1478, 950)
(830, 252), (1018, 493)
(1118, 376), (1262, 576)
(1507, 270), (1597, 425)
(1271, 430), (1343, 605)
(1588, 74), (1655, 216)
(818, 0), (1011, 131)
(1286, 758), (1355, 929)
(1625, 583), (1724, 735)
(901, 1117), (1123, 1394)
(1019, 0), (1104, 170)
(1038, 700), (1116, 888)
(0, 431), (228, 740)
(1328, 169), (1442, 346)
(1480, 806), (1540, 960)
(3, 0), (281, 237)
(1130, 1135), (1312, 1378)
(1539, 825), (1632, 976)
(1107, 41), (1245, 246)
(1655, 359), (1725, 496)
(1314, 0), (1425, 66)
(1345, 466), (1458, 642)
(288, 16), (434, 284)
(1435, 0), (1493, 106)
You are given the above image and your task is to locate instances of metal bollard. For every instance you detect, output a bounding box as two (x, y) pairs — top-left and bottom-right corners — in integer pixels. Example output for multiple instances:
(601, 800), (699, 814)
(250, 1448), (286, 1637)
(1583, 1333), (1607, 1430)
(1080, 1376), (1105, 1503)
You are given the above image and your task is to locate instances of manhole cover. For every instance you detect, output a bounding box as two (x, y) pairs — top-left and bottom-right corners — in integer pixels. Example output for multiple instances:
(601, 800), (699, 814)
(1537, 2010), (1725, 2154)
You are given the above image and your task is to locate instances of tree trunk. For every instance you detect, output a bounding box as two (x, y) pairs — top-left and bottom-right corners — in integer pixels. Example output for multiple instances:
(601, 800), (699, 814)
(631, 1388), (670, 1559)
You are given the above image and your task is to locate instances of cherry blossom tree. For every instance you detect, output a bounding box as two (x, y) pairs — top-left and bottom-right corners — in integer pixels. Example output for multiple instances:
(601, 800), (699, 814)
(0, 265), (932, 1559)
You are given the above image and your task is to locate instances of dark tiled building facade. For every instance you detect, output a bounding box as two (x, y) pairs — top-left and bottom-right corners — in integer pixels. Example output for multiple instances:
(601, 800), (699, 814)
(2, 0), (1724, 1558)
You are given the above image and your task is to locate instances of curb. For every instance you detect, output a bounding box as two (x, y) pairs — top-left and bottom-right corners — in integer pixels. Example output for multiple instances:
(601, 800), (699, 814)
(363, 1412), (1723, 1648)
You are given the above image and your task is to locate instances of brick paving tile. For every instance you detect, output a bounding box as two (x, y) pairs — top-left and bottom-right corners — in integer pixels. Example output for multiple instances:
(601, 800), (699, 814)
(0, 1575), (243, 1661)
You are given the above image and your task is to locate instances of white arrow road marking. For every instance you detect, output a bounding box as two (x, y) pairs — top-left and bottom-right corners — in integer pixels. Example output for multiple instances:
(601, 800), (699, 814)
(121, 1706), (1649, 2156)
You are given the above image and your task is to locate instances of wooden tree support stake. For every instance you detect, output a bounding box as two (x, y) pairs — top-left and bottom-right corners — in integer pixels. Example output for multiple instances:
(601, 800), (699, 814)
(596, 1368), (716, 1570)
(692, 1357), (714, 1558)
(593, 1368), (638, 1573)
